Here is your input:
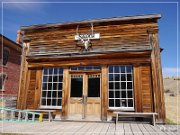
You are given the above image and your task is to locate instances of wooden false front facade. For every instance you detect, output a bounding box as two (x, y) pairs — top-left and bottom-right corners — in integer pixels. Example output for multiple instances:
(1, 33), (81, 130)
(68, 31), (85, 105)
(17, 14), (165, 122)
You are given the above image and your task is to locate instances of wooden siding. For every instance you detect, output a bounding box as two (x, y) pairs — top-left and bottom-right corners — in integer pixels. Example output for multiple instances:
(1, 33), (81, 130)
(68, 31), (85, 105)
(140, 65), (153, 112)
(134, 64), (153, 113)
(26, 70), (37, 109)
(22, 21), (158, 57)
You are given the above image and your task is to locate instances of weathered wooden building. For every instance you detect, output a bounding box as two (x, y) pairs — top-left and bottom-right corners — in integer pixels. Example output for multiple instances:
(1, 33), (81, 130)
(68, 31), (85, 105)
(17, 14), (165, 122)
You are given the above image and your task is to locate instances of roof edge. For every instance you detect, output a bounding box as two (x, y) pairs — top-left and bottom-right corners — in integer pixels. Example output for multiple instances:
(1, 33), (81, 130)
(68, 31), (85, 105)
(21, 14), (161, 30)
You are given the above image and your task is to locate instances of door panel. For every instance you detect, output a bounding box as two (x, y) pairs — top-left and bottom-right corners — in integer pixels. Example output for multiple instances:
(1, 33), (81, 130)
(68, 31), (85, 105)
(68, 73), (101, 121)
(69, 75), (83, 119)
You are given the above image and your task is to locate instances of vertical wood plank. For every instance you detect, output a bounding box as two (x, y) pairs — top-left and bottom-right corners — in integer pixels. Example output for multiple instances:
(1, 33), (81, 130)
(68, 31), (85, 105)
(101, 65), (108, 121)
(61, 67), (69, 119)
(133, 64), (142, 112)
(34, 70), (42, 109)
(149, 30), (165, 122)
(17, 43), (29, 109)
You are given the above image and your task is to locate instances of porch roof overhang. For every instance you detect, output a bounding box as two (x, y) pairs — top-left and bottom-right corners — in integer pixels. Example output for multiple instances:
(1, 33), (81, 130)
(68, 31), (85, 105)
(26, 49), (152, 63)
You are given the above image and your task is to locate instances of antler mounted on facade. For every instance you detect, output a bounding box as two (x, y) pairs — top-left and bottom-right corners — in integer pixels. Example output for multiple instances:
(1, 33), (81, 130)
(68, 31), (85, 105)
(75, 23), (99, 52)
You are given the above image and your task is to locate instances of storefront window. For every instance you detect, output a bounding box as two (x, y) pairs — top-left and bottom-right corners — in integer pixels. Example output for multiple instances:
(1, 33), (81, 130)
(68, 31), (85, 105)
(41, 67), (63, 109)
(108, 65), (134, 110)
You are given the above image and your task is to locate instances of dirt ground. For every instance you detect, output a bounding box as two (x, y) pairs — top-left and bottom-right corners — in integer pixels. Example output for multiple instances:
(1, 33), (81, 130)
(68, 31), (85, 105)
(163, 77), (180, 124)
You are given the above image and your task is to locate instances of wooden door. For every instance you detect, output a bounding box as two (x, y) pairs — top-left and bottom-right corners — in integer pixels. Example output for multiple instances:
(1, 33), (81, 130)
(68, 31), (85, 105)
(68, 73), (101, 121)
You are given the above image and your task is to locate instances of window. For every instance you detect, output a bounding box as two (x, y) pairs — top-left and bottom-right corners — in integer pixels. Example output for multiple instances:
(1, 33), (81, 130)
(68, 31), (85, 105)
(0, 73), (6, 90)
(70, 75), (83, 97)
(88, 75), (100, 97)
(3, 48), (9, 66)
(41, 67), (63, 109)
(70, 66), (100, 71)
(108, 65), (134, 110)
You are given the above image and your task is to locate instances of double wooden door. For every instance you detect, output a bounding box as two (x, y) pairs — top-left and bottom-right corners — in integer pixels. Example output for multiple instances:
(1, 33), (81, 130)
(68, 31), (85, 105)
(68, 73), (101, 121)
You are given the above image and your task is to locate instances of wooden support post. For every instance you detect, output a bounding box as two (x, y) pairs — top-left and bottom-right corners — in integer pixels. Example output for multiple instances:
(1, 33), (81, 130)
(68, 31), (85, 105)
(61, 67), (69, 120)
(101, 65), (108, 121)
(148, 30), (165, 123)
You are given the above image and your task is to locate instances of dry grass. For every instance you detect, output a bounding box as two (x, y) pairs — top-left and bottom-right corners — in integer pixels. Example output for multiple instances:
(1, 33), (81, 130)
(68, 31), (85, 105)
(163, 77), (180, 124)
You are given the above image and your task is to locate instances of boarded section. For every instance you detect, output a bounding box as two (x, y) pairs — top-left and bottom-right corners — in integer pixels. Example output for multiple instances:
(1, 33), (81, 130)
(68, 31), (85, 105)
(26, 70), (37, 109)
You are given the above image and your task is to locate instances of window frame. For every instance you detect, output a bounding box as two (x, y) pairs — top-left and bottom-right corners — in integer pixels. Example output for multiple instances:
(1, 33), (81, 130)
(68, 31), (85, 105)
(108, 65), (134, 111)
(40, 67), (63, 109)
(3, 48), (10, 66)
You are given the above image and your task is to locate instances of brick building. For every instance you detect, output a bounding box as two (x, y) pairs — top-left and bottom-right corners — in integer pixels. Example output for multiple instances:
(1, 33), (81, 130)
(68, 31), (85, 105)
(0, 34), (22, 107)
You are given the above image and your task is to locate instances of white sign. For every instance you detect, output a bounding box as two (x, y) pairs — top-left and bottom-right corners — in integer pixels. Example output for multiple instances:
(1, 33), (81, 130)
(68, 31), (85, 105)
(75, 33), (100, 40)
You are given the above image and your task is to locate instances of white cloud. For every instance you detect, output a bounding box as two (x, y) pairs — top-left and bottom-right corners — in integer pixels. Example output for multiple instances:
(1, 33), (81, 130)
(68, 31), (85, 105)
(1, 0), (44, 11)
(163, 67), (180, 77)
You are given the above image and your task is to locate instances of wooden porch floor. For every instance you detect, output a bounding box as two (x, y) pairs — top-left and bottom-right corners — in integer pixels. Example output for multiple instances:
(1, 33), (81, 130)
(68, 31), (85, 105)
(0, 121), (179, 135)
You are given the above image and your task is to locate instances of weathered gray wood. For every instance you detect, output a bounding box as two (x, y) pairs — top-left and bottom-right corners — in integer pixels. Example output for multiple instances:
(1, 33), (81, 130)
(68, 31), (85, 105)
(115, 123), (124, 135)
(130, 123), (143, 135)
(123, 123), (133, 135)
(1, 122), (170, 134)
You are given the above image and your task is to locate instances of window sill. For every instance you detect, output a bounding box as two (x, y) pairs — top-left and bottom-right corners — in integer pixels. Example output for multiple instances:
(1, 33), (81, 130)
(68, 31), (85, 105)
(40, 106), (62, 110)
(108, 107), (134, 112)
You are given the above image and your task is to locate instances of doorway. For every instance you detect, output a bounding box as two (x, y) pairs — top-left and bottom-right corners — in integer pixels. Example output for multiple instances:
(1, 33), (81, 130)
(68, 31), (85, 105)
(68, 73), (101, 121)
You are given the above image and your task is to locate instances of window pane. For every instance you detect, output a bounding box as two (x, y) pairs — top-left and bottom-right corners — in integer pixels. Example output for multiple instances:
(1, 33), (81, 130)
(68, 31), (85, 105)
(47, 91), (51, 97)
(109, 74), (113, 81)
(52, 99), (57, 106)
(41, 99), (46, 105)
(42, 83), (47, 90)
(128, 99), (133, 107)
(127, 82), (132, 89)
(115, 82), (120, 89)
(3, 49), (9, 66)
(115, 91), (120, 98)
(48, 83), (52, 90)
(54, 68), (58, 74)
(127, 74), (132, 81)
(71, 78), (83, 97)
(121, 99), (127, 107)
(58, 91), (62, 98)
(58, 76), (63, 82)
(121, 74), (126, 81)
(49, 68), (53, 74)
(88, 77), (100, 97)
(109, 91), (114, 98)
(109, 82), (114, 89)
(42, 91), (46, 97)
(115, 99), (120, 107)
(44, 68), (48, 75)
(126, 66), (132, 73)
(109, 66), (113, 73)
(53, 76), (58, 82)
(47, 99), (51, 105)
(121, 82), (126, 89)
(57, 99), (62, 106)
(121, 66), (125, 73)
(43, 76), (48, 82)
(52, 91), (57, 97)
(58, 83), (62, 90)
(127, 91), (133, 98)
(48, 76), (53, 82)
(122, 91), (126, 98)
(115, 66), (119, 73)
(109, 99), (114, 107)
(114, 74), (120, 81)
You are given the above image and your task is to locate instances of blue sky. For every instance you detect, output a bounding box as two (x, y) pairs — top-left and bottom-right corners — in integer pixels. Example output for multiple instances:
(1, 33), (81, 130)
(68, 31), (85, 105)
(0, 0), (179, 77)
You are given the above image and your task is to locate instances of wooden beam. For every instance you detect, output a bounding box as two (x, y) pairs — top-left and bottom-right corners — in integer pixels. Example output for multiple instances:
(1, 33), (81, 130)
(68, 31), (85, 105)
(61, 67), (69, 119)
(101, 65), (108, 121)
